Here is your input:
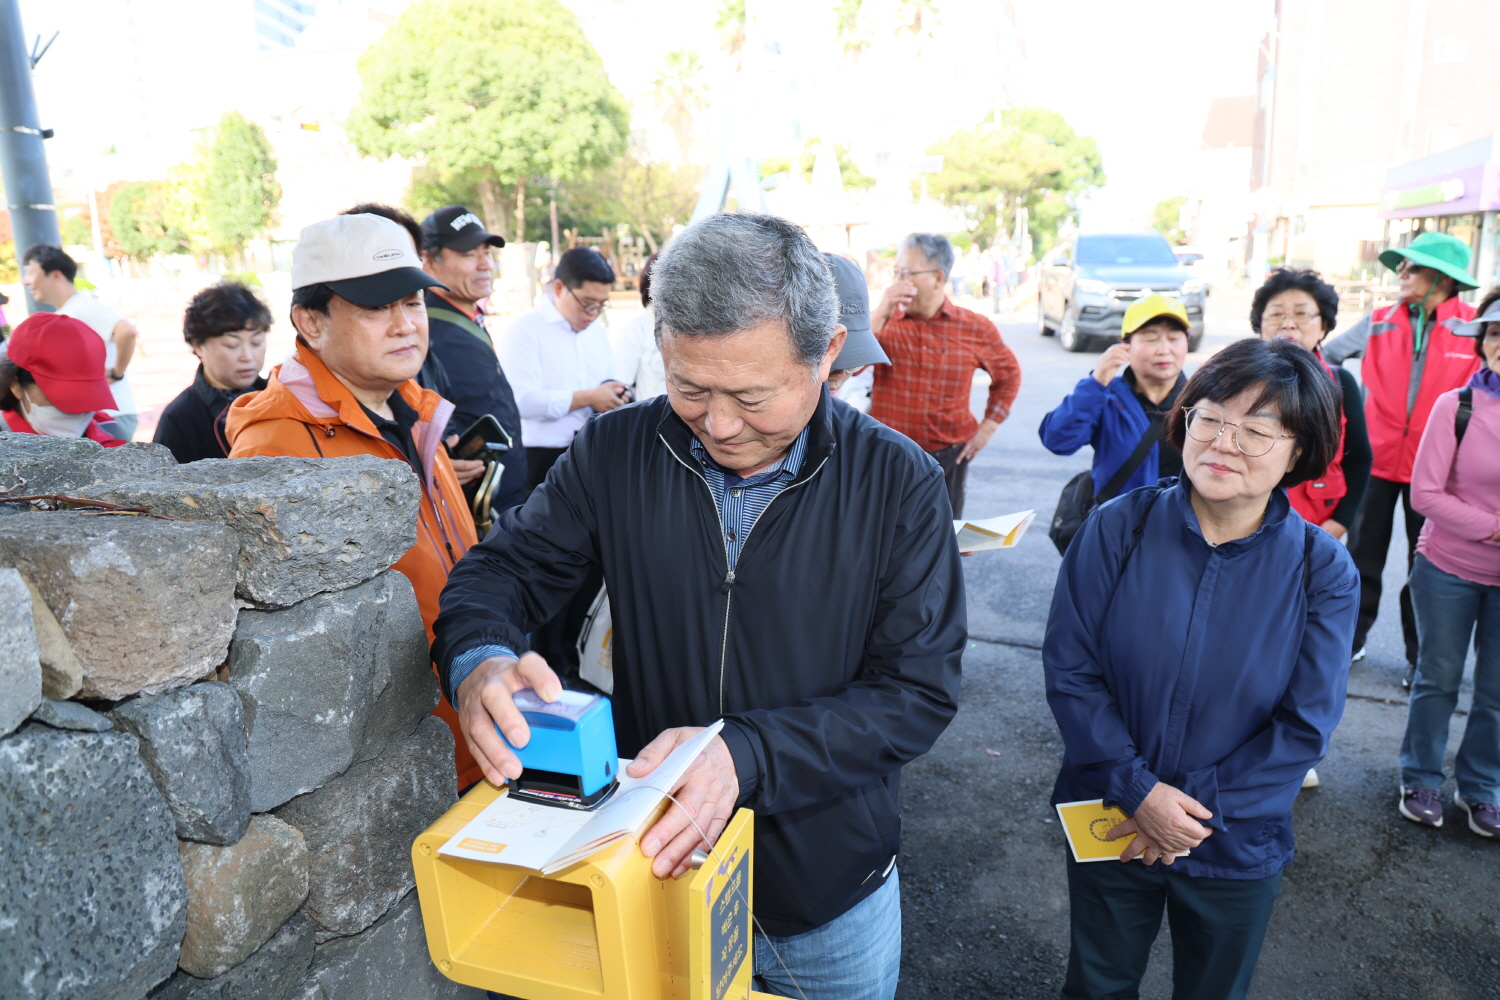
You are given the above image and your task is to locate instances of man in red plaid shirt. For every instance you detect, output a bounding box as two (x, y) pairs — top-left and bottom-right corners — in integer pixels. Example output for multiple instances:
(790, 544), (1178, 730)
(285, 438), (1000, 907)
(870, 233), (1022, 516)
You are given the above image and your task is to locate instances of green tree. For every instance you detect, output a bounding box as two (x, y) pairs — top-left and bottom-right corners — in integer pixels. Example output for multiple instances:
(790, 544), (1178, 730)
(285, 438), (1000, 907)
(565, 150), (699, 253)
(190, 112), (281, 262)
(1152, 195), (1187, 244)
(925, 107), (1104, 257)
(349, 0), (629, 243)
(108, 182), (190, 261)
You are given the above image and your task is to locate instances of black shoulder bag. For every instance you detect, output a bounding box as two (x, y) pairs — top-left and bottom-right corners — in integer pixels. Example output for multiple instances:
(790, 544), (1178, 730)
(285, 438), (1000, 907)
(1048, 415), (1163, 556)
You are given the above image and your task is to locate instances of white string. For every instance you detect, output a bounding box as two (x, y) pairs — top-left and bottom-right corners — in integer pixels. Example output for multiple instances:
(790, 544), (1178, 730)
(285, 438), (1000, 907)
(659, 790), (810, 1000)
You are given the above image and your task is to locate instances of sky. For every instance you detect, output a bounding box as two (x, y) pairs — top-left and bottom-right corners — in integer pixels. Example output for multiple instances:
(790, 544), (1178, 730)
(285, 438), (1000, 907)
(14, 0), (1275, 236)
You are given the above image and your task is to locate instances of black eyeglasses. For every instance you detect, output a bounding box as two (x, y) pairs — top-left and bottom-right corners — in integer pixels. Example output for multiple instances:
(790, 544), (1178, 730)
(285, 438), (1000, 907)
(566, 287), (610, 315)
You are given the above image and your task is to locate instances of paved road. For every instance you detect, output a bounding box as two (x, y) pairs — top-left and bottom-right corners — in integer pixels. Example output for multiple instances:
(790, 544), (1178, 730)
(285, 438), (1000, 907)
(892, 289), (1497, 999)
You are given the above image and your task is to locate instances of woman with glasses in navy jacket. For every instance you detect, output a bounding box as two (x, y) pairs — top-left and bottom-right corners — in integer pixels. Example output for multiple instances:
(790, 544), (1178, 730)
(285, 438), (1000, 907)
(1044, 338), (1358, 1000)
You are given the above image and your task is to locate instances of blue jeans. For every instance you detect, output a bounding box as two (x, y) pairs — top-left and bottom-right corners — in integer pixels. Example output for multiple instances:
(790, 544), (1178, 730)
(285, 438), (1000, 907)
(754, 868), (901, 1000)
(1401, 554), (1500, 803)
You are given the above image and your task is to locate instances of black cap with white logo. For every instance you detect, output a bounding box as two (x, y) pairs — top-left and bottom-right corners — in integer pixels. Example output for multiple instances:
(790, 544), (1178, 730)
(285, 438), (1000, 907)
(421, 204), (507, 253)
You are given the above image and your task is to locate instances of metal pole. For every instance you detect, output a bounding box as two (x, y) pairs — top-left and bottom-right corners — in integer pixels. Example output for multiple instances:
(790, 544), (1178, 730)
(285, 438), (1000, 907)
(0, 0), (59, 313)
(548, 190), (560, 282)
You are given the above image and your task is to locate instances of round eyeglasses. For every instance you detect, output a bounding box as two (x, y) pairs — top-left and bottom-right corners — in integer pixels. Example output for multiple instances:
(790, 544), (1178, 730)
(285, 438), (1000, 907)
(1183, 406), (1294, 458)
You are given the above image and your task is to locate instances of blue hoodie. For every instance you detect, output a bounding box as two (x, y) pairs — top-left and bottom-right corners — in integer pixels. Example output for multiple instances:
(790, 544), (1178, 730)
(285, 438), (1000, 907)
(1044, 479), (1358, 879)
(1039, 371), (1183, 495)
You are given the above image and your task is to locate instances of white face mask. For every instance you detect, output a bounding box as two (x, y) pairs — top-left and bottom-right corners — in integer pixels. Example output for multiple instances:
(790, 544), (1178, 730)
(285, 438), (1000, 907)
(22, 398), (94, 438)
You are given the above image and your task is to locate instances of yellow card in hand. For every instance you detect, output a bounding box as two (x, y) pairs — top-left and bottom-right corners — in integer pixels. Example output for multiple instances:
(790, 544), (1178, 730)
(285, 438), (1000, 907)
(1056, 799), (1136, 862)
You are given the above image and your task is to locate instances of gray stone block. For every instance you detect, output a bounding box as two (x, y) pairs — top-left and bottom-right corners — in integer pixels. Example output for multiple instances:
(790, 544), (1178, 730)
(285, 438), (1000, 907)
(176, 815), (309, 978)
(89, 455), (421, 608)
(148, 911), (313, 1000)
(274, 717), (456, 940)
(24, 574), (84, 699)
(113, 682), (251, 844)
(228, 572), (439, 812)
(0, 436), (175, 495)
(0, 568), (41, 737)
(31, 697), (113, 731)
(0, 723), (187, 1000)
(0, 512), (238, 699)
(281, 891), (483, 1000)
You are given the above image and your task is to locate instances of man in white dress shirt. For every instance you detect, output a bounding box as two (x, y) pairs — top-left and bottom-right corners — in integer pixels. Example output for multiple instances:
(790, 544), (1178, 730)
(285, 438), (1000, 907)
(500, 246), (629, 490)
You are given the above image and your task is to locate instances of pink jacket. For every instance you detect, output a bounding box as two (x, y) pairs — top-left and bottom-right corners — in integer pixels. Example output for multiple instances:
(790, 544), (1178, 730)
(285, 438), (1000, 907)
(1411, 383), (1500, 587)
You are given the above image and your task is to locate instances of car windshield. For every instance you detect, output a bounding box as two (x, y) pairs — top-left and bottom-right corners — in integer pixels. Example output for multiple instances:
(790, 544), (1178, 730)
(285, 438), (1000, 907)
(1076, 236), (1179, 266)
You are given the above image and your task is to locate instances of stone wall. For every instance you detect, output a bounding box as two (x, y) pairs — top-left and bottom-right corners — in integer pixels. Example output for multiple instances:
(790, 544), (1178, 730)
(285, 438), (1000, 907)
(0, 437), (484, 1000)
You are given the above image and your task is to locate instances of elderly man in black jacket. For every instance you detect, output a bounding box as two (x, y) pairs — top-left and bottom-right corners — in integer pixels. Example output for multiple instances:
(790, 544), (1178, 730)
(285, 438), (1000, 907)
(434, 214), (964, 1000)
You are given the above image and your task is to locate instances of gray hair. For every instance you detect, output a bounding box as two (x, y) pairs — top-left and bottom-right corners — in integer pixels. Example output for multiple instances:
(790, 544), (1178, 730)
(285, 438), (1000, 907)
(653, 213), (838, 369)
(900, 232), (955, 277)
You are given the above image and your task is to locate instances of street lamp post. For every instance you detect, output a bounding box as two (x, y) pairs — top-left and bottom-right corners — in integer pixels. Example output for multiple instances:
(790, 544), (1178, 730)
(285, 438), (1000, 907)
(0, 0), (59, 313)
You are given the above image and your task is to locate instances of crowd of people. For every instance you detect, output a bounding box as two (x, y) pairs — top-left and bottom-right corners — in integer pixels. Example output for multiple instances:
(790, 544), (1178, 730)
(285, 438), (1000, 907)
(1, 210), (1495, 1000)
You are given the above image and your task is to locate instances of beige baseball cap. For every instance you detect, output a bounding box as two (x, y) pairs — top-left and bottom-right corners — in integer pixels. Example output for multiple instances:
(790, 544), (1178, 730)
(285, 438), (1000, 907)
(291, 213), (446, 307)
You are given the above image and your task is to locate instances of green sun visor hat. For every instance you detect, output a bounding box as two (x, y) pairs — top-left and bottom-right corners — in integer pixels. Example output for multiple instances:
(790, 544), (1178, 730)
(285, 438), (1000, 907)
(1377, 231), (1480, 289)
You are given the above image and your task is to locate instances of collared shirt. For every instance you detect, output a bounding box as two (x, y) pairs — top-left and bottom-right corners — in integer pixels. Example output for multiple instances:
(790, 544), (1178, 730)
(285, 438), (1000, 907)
(871, 297), (1021, 452)
(446, 423), (811, 695)
(688, 426), (809, 571)
(499, 296), (617, 448)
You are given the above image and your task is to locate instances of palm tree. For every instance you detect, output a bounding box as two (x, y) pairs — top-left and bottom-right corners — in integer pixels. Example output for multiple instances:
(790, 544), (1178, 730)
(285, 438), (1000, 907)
(715, 0), (745, 67)
(652, 50), (709, 164)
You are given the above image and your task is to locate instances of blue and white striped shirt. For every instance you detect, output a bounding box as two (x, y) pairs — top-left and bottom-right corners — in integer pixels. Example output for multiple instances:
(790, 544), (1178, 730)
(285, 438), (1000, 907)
(446, 427), (810, 696)
(688, 427), (809, 571)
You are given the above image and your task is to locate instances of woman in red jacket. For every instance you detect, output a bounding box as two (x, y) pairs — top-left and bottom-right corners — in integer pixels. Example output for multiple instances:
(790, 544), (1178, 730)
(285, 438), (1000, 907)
(1252, 268), (1373, 538)
(1319, 232), (1480, 672)
(0, 313), (126, 445)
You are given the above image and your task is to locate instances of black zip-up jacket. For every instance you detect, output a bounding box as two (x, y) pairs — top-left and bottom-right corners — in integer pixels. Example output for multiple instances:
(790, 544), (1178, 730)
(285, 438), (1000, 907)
(153, 366), (268, 463)
(433, 389), (965, 935)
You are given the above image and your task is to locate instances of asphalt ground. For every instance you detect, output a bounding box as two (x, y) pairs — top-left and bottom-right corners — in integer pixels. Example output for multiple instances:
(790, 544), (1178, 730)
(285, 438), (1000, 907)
(892, 289), (1498, 999)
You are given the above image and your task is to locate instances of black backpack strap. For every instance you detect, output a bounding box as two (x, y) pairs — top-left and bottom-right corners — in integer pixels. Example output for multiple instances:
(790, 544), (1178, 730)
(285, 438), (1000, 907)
(1302, 522), (1315, 592)
(1117, 487), (1162, 579)
(1455, 386), (1474, 446)
(1098, 415), (1165, 503)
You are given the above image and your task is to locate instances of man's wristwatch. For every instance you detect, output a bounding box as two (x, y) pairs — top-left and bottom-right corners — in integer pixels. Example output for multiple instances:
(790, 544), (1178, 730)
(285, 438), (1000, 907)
(108, 369), (123, 382)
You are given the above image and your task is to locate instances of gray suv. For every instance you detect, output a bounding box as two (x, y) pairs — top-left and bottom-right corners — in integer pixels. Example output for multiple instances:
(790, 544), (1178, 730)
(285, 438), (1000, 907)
(1037, 232), (1206, 352)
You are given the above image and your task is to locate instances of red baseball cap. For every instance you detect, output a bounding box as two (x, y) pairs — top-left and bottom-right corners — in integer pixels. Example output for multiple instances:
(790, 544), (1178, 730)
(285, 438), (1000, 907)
(6, 313), (118, 414)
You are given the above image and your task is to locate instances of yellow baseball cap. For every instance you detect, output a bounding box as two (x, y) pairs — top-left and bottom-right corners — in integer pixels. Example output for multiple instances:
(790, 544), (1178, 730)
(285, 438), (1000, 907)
(1121, 293), (1191, 339)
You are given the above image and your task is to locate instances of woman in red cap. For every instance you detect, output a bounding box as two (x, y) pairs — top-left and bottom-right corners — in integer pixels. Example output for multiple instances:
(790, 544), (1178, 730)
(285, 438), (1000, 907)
(0, 313), (127, 445)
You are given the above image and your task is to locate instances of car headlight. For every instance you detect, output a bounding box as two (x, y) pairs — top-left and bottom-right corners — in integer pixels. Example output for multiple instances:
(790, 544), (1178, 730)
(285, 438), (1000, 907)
(1075, 279), (1111, 296)
(1180, 280), (1207, 297)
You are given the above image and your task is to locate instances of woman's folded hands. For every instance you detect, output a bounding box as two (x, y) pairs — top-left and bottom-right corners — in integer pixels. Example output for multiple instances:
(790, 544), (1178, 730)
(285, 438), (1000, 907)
(1107, 782), (1215, 865)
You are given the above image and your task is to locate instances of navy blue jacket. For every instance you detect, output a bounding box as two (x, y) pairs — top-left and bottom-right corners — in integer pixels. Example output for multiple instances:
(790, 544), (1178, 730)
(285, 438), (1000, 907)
(423, 289), (529, 512)
(1044, 480), (1358, 879)
(433, 390), (966, 934)
(1039, 372), (1182, 494)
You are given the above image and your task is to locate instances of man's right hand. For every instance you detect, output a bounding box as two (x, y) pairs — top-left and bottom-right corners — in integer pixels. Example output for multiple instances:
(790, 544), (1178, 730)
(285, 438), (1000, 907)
(872, 280), (917, 333)
(1092, 343), (1131, 386)
(455, 651), (563, 786)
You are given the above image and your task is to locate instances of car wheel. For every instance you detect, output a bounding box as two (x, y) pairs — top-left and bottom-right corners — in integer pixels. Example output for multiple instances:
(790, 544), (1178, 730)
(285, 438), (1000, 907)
(1059, 308), (1086, 352)
(1188, 332), (1203, 352)
(1037, 302), (1055, 336)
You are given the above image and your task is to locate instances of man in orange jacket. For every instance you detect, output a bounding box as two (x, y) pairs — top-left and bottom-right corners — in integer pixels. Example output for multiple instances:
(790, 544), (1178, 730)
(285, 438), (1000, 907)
(226, 213), (483, 787)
